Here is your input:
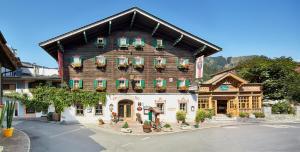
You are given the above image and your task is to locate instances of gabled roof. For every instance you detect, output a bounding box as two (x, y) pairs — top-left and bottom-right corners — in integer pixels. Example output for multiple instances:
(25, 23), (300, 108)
(39, 7), (222, 60)
(204, 72), (248, 85)
(0, 31), (21, 70)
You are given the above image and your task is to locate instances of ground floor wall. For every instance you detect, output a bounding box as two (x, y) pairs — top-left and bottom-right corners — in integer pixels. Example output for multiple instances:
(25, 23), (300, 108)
(61, 93), (198, 123)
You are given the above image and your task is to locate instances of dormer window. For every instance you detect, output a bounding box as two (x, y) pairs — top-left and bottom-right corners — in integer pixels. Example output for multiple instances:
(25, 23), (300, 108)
(71, 56), (82, 68)
(96, 37), (106, 48)
(95, 56), (106, 68)
(133, 38), (145, 49)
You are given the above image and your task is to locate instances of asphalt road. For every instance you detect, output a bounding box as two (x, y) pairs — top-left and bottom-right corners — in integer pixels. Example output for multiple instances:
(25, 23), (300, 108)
(15, 121), (300, 152)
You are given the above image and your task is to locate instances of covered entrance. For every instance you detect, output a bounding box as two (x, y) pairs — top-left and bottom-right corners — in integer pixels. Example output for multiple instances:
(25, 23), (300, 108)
(217, 100), (227, 114)
(118, 100), (134, 120)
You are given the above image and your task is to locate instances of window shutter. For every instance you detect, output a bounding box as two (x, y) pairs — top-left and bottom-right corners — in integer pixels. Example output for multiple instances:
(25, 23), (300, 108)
(185, 79), (191, 87)
(153, 80), (157, 87)
(93, 80), (98, 89)
(132, 57), (136, 65)
(103, 80), (107, 88)
(186, 59), (189, 64)
(125, 57), (128, 64)
(125, 37), (129, 45)
(141, 80), (145, 89)
(70, 57), (74, 64)
(162, 58), (167, 64)
(117, 38), (120, 47)
(125, 80), (129, 88)
(79, 80), (83, 89)
(103, 38), (107, 46)
(141, 57), (144, 65)
(162, 79), (167, 87)
(69, 80), (74, 88)
(116, 80), (119, 89)
(104, 57), (107, 65)
(153, 58), (157, 66)
(152, 39), (157, 48)
(141, 38), (145, 46)
(176, 57), (179, 66)
(116, 58), (119, 65)
(93, 57), (96, 63)
(177, 80), (180, 88)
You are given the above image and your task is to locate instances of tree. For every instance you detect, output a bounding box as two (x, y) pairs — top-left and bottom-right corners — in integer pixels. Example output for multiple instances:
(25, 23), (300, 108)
(236, 56), (300, 102)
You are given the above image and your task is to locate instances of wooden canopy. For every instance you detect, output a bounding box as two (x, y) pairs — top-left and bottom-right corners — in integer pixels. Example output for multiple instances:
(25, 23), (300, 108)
(39, 7), (222, 60)
(0, 32), (20, 70)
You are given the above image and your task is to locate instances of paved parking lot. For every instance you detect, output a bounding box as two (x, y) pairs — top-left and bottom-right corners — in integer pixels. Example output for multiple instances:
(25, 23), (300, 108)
(15, 121), (300, 152)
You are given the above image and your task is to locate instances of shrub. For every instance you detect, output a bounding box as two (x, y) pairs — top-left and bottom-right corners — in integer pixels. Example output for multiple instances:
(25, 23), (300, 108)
(206, 109), (214, 119)
(227, 112), (233, 118)
(176, 110), (186, 123)
(253, 112), (265, 118)
(195, 109), (207, 124)
(272, 102), (295, 114)
(143, 120), (151, 126)
(47, 112), (54, 121)
(239, 112), (249, 118)
(163, 123), (171, 128)
(122, 122), (129, 128)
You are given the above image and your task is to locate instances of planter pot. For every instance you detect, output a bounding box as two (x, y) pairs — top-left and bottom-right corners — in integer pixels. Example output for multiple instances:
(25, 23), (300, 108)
(143, 125), (152, 133)
(3, 128), (14, 137)
(121, 128), (132, 133)
(52, 113), (60, 121)
(162, 127), (173, 132)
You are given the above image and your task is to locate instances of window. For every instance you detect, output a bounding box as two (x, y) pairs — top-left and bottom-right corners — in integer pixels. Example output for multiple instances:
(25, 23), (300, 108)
(156, 103), (165, 114)
(119, 57), (126, 64)
(135, 57), (142, 65)
(135, 80), (141, 86)
(135, 38), (142, 45)
(3, 84), (16, 91)
(76, 104), (84, 116)
(179, 80), (185, 87)
(119, 80), (125, 87)
(198, 97), (209, 109)
(97, 38), (104, 44)
(179, 103), (187, 112)
(95, 104), (103, 115)
(156, 79), (163, 87)
(98, 80), (103, 87)
(73, 57), (81, 64)
(26, 107), (35, 114)
(157, 58), (163, 64)
(74, 80), (80, 89)
(96, 56), (105, 63)
(252, 96), (260, 109)
(157, 39), (163, 46)
(120, 38), (127, 45)
(239, 96), (249, 109)
(229, 100), (234, 109)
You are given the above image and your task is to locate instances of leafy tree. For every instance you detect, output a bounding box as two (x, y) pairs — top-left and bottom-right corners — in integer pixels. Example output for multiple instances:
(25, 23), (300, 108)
(236, 56), (300, 102)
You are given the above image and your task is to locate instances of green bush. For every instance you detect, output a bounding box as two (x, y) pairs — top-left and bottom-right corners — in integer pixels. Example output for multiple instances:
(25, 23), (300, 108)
(253, 112), (265, 118)
(143, 120), (151, 126)
(47, 112), (54, 121)
(122, 122), (129, 128)
(163, 123), (171, 128)
(239, 112), (249, 118)
(176, 110), (186, 123)
(272, 102), (295, 114)
(195, 109), (207, 124)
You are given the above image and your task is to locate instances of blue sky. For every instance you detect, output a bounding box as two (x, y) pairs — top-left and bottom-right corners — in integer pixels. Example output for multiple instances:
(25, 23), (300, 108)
(0, 0), (299, 68)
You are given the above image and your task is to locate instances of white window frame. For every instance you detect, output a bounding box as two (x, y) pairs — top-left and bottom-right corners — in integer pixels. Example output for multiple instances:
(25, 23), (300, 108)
(157, 39), (163, 46)
(73, 57), (81, 64)
(98, 80), (103, 87)
(135, 57), (142, 65)
(120, 38), (127, 45)
(97, 38), (104, 44)
(179, 80), (186, 87)
(135, 38), (142, 45)
(74, 80), (80, 88)
(95, 104), (103, 115)
(156, 79), (163, 87)
(119, 80), (126, 87)
(76, 104), (84, 116)
(119, 57), (126, 65)
(179, 103), (187, 112)
(156, 103), (165, 114)
(135, 80), (142, 86)
(96, 56), (105, 64)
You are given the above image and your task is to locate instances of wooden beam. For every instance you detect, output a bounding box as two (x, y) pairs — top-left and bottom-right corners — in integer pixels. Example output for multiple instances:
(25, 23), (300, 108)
(130, 11), (136, 29)
(193, 45), (207, 56)
(152, 23), (160, 36)
(108, 21), (112, 35)
(173, 34), (183, 46)
(0, 63), (2, 105)
(83, 31), (88, 44)
(57, 41), (64, 52)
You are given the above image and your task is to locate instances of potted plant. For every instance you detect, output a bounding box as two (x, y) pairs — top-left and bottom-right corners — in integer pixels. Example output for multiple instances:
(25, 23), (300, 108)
(176, 110), (186, 123)
(98, 118), (105, 125)
(143, 120), (152, 133)
(195, 109), (206, 128)
(3, 101), (16, 137)
(120, 122), (132, 133)
(0, 104), (6, 129)
(162, 123), (173, 132)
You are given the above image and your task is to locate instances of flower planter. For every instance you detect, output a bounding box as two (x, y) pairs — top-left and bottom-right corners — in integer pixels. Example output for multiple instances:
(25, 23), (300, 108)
(178, 86), (188, 91)
(155, 86), (166, 92)
(133, 64), (144, 69)
(96, 63), (106, 68)
(134, 86), (143, 91)
(178, 64), (189, 70)
(3, 128), (14, 137)
(120, 128), (132, 133)
(155, 64), (166, 70)
(143, 125), (152, 133)
(118, 87), (128, 91)
(71, 63), (82, 68)
(96, 87), (106, 92)
(118, 64), (129, 68)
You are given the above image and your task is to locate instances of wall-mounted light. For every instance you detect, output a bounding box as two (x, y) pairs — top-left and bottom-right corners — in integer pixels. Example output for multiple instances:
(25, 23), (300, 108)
(191, 106), (195, 112)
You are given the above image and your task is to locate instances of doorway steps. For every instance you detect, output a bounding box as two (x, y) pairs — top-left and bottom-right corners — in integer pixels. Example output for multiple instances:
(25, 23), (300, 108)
(212, 114), (237, 121)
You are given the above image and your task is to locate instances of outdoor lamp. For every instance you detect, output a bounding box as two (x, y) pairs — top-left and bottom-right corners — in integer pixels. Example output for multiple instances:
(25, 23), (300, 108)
(191, 106), (195, 112)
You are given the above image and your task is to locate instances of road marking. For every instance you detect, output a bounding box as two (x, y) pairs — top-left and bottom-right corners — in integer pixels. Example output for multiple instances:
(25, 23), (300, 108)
(49, 128), (81, 138)
(121, 143), (133, 147)
(141, 137), (150, 141)
(222, 126), (238, 129)
(261, 125), (299, 128)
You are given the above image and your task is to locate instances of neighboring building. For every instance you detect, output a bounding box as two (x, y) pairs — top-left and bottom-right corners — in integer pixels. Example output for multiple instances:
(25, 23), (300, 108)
(199, 71), (263, 116)
(2, 62), (60, 118)
(0, 31), (21, 105)
(39, 7), (221, 123)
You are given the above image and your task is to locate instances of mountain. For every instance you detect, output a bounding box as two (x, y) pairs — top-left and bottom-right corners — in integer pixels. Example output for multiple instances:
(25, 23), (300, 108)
(203, 55), (258, 81)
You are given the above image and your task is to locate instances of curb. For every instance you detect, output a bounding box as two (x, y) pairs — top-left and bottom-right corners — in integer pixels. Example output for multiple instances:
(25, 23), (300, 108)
(16, 129), (31, 152)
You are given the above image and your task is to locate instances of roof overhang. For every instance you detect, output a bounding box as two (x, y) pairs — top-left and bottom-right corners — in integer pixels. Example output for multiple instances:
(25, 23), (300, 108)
(39, 7), (222, 60)
(0, 32), (21, 70)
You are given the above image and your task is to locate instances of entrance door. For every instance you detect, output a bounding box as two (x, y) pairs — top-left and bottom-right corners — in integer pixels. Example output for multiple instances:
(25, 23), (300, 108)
(217, 100), (227, 114)
(118, 100), (133, 120)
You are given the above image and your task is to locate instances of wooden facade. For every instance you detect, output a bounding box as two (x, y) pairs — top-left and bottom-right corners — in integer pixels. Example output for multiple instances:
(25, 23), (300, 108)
(198, 72), (263, 116)
(63, 31), (196, 93)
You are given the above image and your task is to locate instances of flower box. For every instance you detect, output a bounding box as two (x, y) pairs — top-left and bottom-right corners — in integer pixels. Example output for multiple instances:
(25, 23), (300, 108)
(96, 87), (106, 92)
(133, 64), (144, 69)
(134, 85), (143, 91)
(178, 86), (188, 91)
(95, 62), (106, 68)
(155, 64), (166, 69)
(118, 63), (129, 68)
(71, 63), (82, 68)
(178, 64), (189, 70)
(117, 86), (128, 91)
(155, 86), (166, 92)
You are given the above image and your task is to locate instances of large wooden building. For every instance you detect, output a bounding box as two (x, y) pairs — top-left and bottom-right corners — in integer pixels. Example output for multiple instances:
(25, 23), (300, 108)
(39, 7), (221, 123)
(199, 71), (263, 116)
